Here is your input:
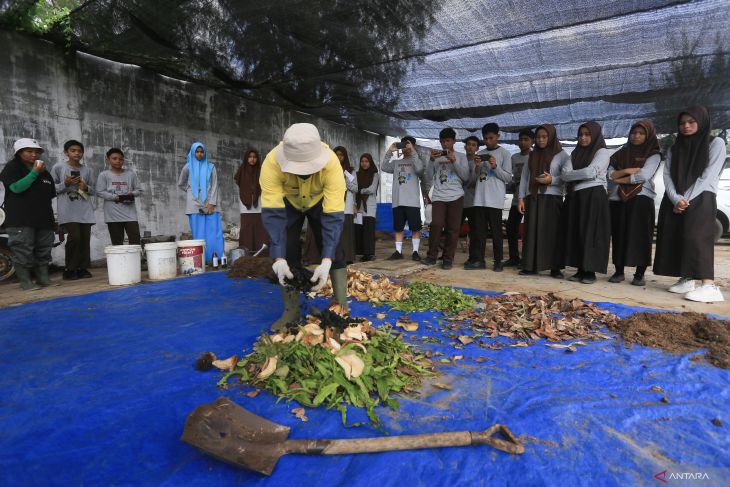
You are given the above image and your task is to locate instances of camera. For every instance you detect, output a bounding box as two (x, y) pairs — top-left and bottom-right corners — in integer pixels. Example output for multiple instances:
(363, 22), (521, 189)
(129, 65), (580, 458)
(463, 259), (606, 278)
(395, 142), (407, 149)
(439, 150), (448, 157)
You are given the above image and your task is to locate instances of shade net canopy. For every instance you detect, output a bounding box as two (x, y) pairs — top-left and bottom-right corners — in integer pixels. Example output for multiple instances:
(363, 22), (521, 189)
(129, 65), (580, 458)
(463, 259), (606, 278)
(3, 0), (730, 139)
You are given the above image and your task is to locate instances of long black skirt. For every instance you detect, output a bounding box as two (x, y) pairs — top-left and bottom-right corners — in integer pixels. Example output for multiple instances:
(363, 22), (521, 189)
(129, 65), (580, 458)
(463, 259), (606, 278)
(610, 195), (654, 268)
(354, 216), (376, 256)
(654, 191), (716, 279)
(522, 194), (563, 272)
(563, 186), (611, 274)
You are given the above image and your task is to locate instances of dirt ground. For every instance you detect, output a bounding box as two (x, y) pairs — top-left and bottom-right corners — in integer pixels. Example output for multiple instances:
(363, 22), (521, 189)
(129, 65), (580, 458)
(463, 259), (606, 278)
(2, 236), (730, 317)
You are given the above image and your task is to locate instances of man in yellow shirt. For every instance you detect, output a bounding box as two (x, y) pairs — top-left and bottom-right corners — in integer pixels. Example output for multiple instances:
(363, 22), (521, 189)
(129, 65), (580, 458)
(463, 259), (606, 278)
(261, 123), (347, 331)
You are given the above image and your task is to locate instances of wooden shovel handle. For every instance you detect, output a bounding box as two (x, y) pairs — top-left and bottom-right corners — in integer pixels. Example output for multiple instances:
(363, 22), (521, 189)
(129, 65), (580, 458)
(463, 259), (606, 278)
(286, 424), (524, 456)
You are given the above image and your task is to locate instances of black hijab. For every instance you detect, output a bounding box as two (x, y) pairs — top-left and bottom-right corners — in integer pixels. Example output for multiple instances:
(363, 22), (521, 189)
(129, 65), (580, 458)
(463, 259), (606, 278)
(670, 106), (712, 194)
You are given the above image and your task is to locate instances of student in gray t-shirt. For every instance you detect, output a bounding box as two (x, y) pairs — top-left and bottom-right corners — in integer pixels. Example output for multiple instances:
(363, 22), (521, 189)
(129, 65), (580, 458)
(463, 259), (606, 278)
(467, 123), (513, 272)
(50, 140), (96, 280)
(96, 148), (143, 245)
(505, 128), (534, 267)
(381, 136), (428, 261)
(422, 127), (471, 269)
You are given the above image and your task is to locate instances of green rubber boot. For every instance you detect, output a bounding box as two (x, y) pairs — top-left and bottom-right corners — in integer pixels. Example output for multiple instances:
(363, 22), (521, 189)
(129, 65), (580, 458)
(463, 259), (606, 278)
(330, 267), (349, 313)
(16, 266), (41, 291)
(270, 287), (300, 332)
(34, 264), (60, 287)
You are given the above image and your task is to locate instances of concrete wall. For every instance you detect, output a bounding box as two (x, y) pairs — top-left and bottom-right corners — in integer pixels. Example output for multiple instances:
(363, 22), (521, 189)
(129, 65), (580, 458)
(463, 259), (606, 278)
(0, 30), (386, 263)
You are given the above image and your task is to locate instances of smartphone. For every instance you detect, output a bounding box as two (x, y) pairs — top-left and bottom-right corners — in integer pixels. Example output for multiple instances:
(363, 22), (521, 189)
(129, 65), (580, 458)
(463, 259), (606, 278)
(439, 150), (448, 156)
(71, 170), (80, 177)
(395, 142), (406, 149)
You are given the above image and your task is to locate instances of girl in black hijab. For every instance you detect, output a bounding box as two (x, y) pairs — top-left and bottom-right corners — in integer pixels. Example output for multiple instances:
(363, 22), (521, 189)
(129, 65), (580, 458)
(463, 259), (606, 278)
(559, 121), (612, 284)
(517, 124), (571, 276)
(654, 106), (725, 303)
(608, 120), (662, 286)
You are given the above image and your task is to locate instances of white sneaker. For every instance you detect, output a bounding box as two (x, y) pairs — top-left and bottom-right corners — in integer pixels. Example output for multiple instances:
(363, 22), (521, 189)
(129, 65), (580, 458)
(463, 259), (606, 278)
(685, 284), (725, 303)
(668, 277), (695, 294)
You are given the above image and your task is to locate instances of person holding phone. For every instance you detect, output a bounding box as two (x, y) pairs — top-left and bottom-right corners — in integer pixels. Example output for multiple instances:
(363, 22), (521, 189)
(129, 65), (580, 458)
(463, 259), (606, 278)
(381, 136), (429, 261)
(97, 148), (143, 245)
(0, 138), (58, 290)
(422, 127), (471, 270)
(517, 124), (570, 276)
(469, 123), (513, 272)
(51, 140), (96, 280)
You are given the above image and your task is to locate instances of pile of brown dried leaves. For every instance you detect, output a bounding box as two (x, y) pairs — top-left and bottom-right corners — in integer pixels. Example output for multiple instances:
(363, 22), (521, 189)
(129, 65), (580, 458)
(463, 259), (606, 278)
(444, 292), (616, 348)
(315, 269), (408, 303)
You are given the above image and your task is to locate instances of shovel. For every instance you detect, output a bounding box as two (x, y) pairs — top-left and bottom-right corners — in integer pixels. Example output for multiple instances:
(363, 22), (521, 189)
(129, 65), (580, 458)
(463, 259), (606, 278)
(181, 397), (524, 476)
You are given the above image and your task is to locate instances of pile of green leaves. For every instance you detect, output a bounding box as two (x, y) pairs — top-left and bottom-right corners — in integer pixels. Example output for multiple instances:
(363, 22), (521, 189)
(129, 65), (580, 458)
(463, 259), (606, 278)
(387, 281), (477, 314)
(219, 326), (434, 429)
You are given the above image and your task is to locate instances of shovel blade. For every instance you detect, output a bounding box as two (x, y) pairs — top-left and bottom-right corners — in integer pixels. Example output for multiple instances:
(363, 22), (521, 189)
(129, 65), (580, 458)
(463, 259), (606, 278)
(181, 397), (291, 476)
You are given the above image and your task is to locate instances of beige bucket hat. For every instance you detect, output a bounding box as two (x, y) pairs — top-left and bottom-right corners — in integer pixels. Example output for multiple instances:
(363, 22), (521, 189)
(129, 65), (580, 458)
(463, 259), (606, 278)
(275, 123), (331, 175)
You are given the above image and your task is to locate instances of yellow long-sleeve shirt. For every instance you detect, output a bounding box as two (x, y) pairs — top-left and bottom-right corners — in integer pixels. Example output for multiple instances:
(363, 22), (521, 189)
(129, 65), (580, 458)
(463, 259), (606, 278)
(260, 142), (345, 259)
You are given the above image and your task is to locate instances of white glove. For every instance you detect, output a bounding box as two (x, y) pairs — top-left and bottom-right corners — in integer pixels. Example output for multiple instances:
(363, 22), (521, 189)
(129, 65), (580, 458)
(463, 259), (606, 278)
(310, 258), (332, 291)
(272, 259), (294, 286)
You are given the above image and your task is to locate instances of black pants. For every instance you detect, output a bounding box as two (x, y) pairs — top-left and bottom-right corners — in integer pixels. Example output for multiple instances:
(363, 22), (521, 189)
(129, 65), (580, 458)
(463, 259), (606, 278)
(286, 202), (346, 270)
(355, 216), (376, 256)
(63, 222), (92, 271)
(107, 221), (141, 246)
(471, 206), (503, 263)
(506, 205), (523, 260)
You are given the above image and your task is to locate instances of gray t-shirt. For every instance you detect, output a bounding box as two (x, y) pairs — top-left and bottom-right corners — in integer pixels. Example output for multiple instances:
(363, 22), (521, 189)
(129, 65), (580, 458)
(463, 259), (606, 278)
(425, 152), (471, 203)
(50, 162), (96, 225)
(510, 153), (530, 206)
(96, 169), (142, 223)
(473, 147), (513, 209)
(380, 152), (427, 208)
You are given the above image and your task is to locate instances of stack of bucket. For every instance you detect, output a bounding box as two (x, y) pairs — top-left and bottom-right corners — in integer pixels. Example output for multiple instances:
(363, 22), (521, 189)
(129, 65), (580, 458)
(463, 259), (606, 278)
(104, 239), (206, 286)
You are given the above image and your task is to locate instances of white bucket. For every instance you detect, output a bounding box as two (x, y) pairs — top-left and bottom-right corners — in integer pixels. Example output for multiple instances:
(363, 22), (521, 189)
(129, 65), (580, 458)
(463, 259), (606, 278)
(145, 242), (178, 280)
(105, 245), (142, 285)
(177, 239), (206, 276)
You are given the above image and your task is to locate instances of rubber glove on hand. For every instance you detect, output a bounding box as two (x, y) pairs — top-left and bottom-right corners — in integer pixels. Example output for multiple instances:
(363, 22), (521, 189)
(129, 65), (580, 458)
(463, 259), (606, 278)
(272, 259), (294, 286)
(310, 258), (332, 291)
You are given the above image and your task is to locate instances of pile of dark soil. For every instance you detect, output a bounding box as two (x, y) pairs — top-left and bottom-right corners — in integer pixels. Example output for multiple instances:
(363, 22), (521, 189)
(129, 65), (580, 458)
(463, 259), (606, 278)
(610, 312), (730, 369)
(226, 256), (274, 279)
(283, 267), (314, 292)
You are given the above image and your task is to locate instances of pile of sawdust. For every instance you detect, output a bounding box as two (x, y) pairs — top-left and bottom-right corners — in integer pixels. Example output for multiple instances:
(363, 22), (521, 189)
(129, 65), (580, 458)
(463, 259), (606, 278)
(226, 256), (274, 279)
(610, 312), (730, 369)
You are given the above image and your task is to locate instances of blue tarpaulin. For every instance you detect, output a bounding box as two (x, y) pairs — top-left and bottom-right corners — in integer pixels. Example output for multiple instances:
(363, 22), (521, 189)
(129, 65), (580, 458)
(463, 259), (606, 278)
(1, 273), (728, 486)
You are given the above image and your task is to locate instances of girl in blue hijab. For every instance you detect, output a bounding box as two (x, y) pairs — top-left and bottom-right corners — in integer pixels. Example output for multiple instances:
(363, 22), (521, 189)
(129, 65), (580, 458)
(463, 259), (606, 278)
(178, 142), (224, 264)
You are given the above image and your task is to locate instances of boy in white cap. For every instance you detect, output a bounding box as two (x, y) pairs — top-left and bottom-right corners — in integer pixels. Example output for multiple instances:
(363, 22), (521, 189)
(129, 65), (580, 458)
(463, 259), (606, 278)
(260, 123), (346, 331)
(0, 138), (58, 290)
